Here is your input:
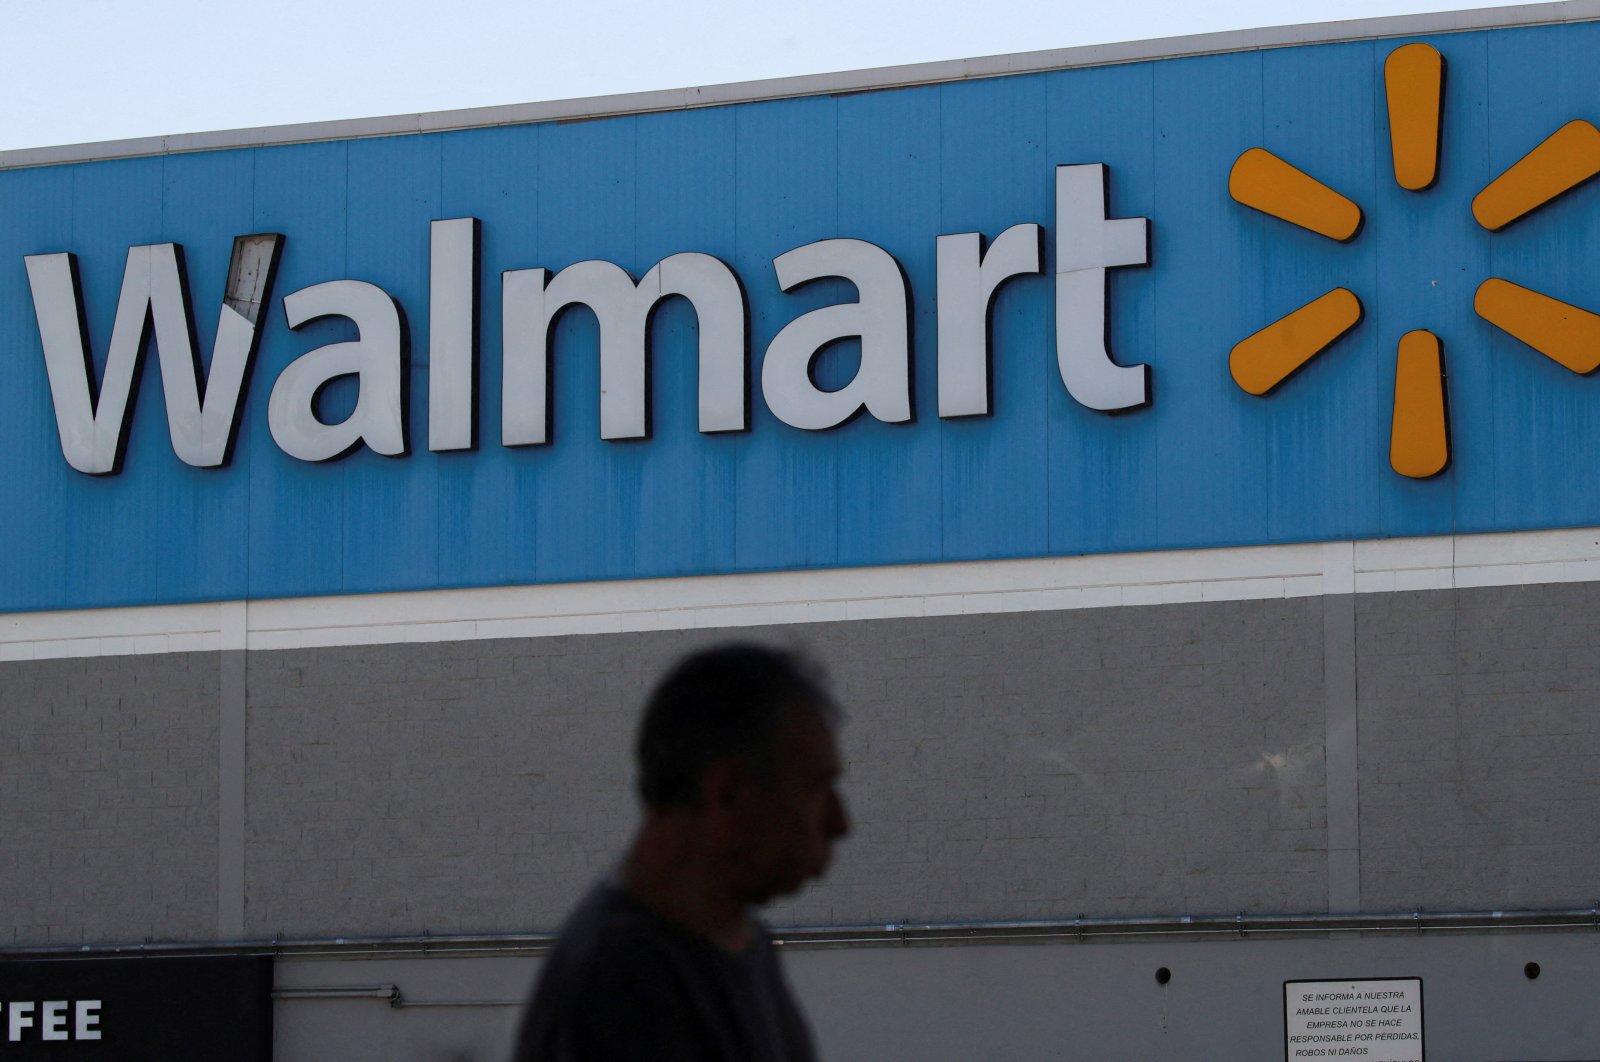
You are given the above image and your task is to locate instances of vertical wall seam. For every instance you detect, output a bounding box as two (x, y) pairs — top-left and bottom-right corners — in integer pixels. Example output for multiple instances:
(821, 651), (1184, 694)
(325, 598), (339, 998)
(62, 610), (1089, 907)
(1323, 541), (1361, 913)
(217, 601), (248, 939)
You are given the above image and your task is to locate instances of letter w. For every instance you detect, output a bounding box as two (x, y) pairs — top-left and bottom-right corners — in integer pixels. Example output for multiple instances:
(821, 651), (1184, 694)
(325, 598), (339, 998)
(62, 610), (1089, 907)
(25, 234), (282, 474)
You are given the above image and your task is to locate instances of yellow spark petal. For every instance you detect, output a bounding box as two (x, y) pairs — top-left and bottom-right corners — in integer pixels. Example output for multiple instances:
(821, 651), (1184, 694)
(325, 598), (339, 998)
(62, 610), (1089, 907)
(1385, 43), (1444, 191)
(1390, 330), (1450, 479)
(1475, 277), (1600, 374)
(1230, 288), (1363, 396)
(1229, 148), (1363, 241)
(1472, 119), (1600, 231)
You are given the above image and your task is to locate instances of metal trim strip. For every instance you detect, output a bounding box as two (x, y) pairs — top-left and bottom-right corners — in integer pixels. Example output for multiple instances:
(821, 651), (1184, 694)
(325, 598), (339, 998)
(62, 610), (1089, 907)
(4, 525), (1600, 659)
(5, 906), (1597, 959)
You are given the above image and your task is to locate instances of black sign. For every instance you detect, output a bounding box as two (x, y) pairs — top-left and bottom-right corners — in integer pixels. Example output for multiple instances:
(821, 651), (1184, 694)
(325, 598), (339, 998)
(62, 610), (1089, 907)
(0, 955), (270, 1060)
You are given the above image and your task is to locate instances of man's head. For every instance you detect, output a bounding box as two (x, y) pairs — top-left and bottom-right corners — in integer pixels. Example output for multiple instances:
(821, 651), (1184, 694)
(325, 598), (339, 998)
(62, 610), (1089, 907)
(635, 643), (849, 903)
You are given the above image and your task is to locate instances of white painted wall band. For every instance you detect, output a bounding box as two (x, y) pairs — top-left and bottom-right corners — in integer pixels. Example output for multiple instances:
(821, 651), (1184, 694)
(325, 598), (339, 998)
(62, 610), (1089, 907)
(3, 526), (1599, 660)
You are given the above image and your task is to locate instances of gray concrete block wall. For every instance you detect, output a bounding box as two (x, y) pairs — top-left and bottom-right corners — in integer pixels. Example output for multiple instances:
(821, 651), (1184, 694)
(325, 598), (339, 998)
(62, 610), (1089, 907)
(10, 578), (1600, 948)
(781, 602), (1328, 925)
(0, 653), (219, 946)
(242, 636), (657, 937)
(239, 600), (1327, 938)
(1358, 582), (1600, 910)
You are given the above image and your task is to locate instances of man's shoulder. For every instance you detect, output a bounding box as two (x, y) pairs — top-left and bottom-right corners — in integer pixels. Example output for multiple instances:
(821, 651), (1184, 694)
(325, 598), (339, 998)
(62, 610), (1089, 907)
(561, 881), (692, 946)
(513, 883), (733, 1061)
(538, 882), (710, 994)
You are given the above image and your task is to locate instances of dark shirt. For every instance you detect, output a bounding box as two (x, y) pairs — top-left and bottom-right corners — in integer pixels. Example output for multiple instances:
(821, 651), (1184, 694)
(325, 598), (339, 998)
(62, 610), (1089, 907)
(511, 881), (817, 1062)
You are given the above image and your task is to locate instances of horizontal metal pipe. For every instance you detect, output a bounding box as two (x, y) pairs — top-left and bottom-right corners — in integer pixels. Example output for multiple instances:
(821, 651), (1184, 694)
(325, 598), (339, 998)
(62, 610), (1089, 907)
(386, 999), (524, 1009)
(273, 985), (400, 1004)
(5, 905), (1597, 961)
(270, 986), (521, 1009)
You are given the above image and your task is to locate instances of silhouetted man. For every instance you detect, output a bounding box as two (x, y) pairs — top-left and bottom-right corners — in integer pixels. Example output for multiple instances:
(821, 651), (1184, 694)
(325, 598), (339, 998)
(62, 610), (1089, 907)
(512, 643), (850, 1061)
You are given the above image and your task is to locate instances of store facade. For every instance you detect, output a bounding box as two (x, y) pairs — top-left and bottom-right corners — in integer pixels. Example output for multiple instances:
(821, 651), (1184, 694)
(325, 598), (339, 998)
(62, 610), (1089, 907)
(5, 3), (1600, 1057)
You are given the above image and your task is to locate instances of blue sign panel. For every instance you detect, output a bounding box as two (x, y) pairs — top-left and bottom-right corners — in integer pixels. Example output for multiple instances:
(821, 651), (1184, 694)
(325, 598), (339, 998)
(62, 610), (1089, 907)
(4, 21), (1600, 611)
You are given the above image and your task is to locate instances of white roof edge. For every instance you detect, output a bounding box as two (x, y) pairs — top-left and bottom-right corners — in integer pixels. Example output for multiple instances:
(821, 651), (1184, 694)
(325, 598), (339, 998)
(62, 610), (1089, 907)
(5, 1), (1599, 170)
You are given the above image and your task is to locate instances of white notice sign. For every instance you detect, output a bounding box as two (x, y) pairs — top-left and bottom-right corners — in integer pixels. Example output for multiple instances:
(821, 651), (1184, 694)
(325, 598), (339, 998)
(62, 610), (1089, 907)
(1284, 978), (1423, 1061)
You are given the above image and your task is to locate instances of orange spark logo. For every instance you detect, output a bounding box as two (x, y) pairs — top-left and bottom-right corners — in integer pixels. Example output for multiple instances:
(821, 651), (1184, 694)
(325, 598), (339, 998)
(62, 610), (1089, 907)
(1226, 41), (1600, 479)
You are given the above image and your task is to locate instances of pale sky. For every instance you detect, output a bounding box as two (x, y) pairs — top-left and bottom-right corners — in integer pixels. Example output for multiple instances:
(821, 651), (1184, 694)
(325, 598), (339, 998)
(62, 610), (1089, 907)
(2, 0), (1523, 153)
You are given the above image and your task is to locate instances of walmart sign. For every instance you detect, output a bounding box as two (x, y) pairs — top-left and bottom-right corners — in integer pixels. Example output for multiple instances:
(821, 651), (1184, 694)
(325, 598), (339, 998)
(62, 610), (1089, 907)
(3, 18), (1600, 611)
(21, 163), (1148, 475)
